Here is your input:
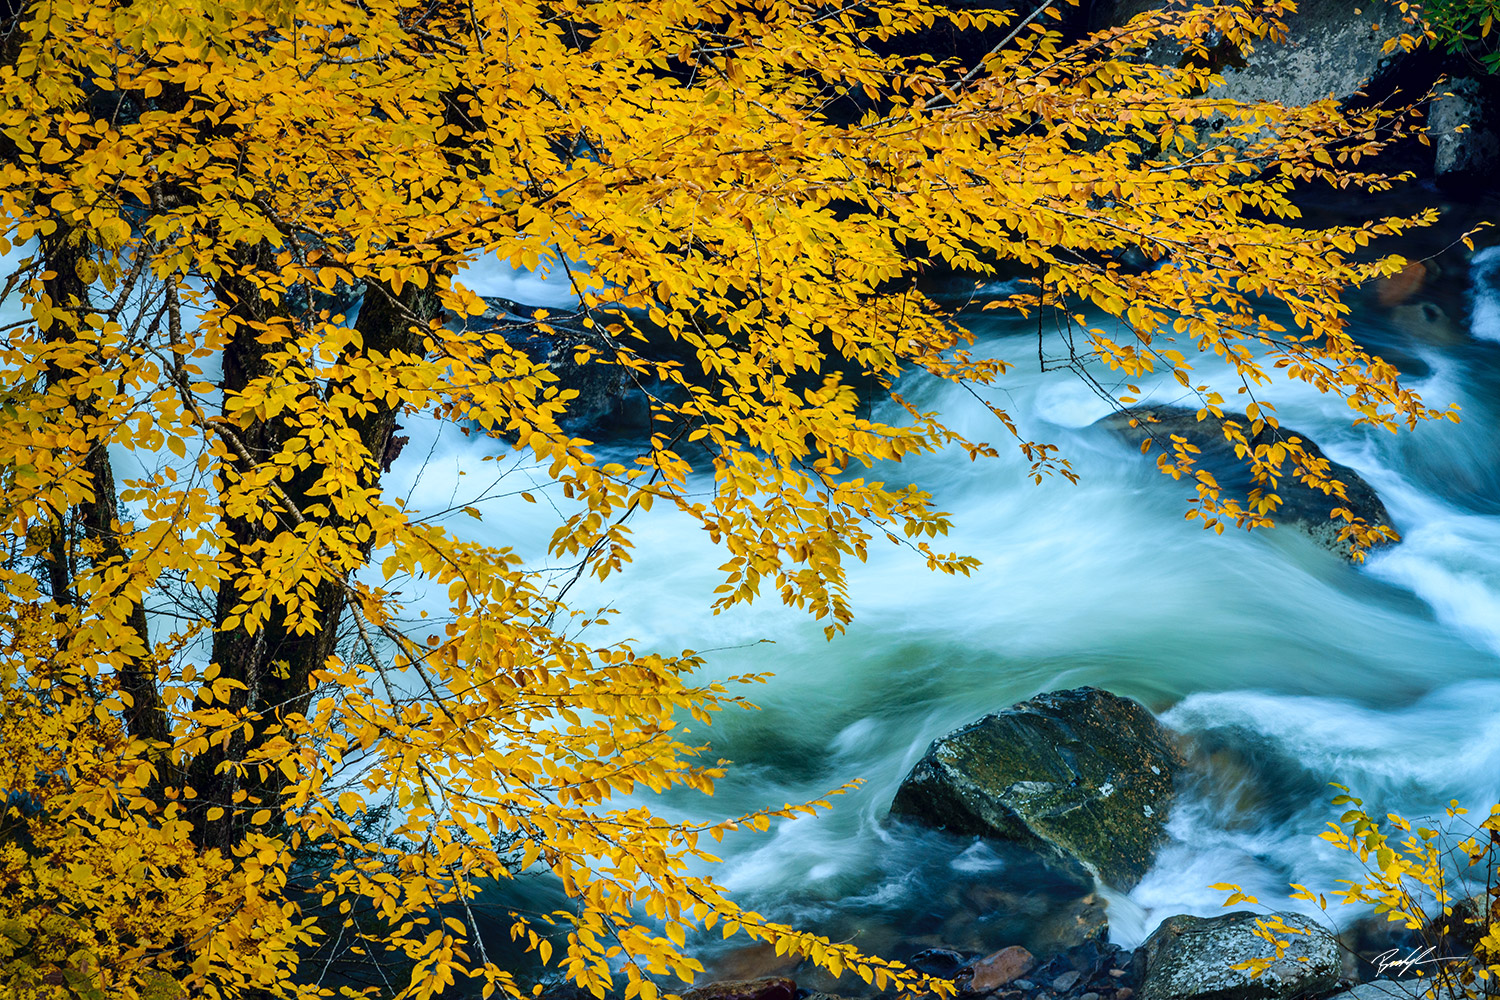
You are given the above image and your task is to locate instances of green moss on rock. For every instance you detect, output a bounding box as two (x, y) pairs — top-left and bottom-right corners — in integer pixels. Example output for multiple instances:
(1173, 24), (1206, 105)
(888, 687), (1182, 889)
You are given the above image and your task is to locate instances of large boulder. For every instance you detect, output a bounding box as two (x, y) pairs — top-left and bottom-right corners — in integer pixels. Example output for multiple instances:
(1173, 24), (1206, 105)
(1094, 406), (1397, 558)
(1139, 912), (1341, 1000)
(888, 688), (1182, 889)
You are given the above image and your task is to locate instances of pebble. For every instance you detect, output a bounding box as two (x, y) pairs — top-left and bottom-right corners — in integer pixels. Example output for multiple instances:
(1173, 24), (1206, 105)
(1052, 972), (1081, 992)
(1080, 993), (1100, 1000)
(969, 947), (1037, 993)
(1116, 989), (1134, 1000)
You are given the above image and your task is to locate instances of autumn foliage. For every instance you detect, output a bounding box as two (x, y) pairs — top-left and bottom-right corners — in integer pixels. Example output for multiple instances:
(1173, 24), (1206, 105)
(0, 0), (1458, 996)
(1217, 791), (1500, 998)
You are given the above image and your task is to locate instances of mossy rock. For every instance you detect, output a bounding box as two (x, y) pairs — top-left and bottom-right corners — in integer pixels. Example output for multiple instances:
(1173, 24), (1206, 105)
(1140, 912), (1339, 1000)
(888, 688), (1182, 889)
(1095, 406), (1396, 559)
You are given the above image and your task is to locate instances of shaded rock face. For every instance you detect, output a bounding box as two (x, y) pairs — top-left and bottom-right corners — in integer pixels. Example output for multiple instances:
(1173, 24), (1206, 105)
(1431, 77), (1500, 193)
(908, 948), (979, 980)
(1425, 891), (1500, 954)
(1139, 912), (1340, 1000)
(1337, 908), (1423, 986)
(888, 688), (1182, 889)
(455, 297), (660, 439)
(1094, 406), (1396, 558)
(450, 296), (888, 442)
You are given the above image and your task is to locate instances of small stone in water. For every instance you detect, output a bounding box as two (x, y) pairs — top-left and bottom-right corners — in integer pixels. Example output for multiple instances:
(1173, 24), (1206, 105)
(1115, 989), (1134, 1000)
(1107, 970), (1126, 979)
(1013, 981), (1036, 991)
(969, 947), (1036, 992)
(1080, 993), (1100, 1000)
(1052, 971), (1081, 992)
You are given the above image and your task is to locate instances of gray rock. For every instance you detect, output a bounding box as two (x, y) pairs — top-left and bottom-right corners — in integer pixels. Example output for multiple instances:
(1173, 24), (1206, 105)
(1430, 77), (1500, 192)
(889, 688), (1182, 889)
(1140, 912), (1340, 1000)
(1095, 406), (1397, 559)
(1093, 0), (1401, 106)
(1321, 982), (1415, 1000)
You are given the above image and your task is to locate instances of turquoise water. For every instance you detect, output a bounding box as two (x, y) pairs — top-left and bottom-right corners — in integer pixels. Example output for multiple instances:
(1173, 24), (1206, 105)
(429, 246), (1500, 958)
(9, 228), (1498, 968)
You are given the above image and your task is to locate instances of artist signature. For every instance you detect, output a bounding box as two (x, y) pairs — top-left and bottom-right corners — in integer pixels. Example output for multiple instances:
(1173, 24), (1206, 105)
(1372, 947), (1465, 979)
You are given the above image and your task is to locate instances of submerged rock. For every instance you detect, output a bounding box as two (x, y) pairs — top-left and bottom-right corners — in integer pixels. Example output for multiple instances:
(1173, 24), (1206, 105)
(1033, 893), (1110, 954)
(1387, 301), (1462, 347)
(681, 977), (796, 1000)
(888, 688), (1182, 889)
(1094, 406), (1397, 558)
(700, 942), (803, 984)
(1139, 912), (1340, 1000)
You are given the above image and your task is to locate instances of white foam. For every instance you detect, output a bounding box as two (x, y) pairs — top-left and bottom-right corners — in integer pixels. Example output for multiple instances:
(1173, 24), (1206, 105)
(455, 250), (589, 309)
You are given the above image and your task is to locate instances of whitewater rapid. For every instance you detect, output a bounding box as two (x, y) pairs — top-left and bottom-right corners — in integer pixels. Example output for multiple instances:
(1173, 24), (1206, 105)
(420, 250), (1500, 955)
(7, 233), (1497, 961)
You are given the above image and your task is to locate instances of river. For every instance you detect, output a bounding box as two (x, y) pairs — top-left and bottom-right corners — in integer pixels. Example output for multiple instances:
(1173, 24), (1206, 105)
(414, 231), (1500, 970)
(9, 210), (1497, 978)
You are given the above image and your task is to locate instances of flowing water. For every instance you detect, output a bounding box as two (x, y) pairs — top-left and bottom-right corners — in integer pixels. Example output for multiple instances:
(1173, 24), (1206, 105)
(8, 222), (1499, 973)
(424, 242), (1500, 964)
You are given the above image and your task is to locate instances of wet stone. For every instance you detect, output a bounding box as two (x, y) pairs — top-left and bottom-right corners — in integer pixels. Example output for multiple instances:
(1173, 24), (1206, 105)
(1140, 912), (1339, 1000)
(682, 977), (797, 1000)
(890, 688), (1182, 889)
(969, 947), (1037, 993)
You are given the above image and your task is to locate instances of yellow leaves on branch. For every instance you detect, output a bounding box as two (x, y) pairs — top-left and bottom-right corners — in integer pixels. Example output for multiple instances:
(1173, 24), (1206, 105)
(1218, 790), (1500, 998)
(0, 0), (1457, 996)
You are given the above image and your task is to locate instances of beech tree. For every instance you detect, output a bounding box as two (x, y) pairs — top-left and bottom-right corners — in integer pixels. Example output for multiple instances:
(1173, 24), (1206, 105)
(0, 0), (1459, 997)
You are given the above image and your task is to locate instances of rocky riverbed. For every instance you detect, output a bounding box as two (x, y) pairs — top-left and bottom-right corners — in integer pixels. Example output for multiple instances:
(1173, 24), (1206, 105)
(660, 690), (1481, 1000)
